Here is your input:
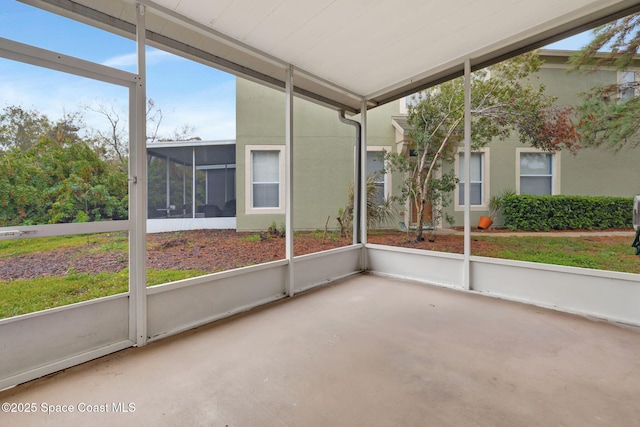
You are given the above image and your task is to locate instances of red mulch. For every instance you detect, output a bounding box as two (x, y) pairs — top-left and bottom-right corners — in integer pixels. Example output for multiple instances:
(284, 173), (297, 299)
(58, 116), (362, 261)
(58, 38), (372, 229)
(0, 229), (629, 280)
(0, 230), (351, 280)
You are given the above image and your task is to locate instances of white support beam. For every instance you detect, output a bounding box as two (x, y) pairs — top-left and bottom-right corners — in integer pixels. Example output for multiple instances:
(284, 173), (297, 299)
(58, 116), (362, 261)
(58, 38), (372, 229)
(0, 36), (137, 88)
(285, 65), (295, 297)
(360, 99), (368, 247)
(130, 2), (148, 346)
(351, 120), (359, 245)
(463, 58), (472, 291)
(0, 221), (129, 240)
(192, 148), (197, 217)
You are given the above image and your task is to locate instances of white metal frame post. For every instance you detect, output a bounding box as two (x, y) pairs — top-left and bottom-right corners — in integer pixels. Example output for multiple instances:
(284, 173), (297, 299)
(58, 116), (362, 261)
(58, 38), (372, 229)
(193, 148), (197, 216)
(463, 58), (471, 290)
(131, 3), (148, 346)
(360, 99), (368, 247)
(359, 99), (369, 272)
(285, 65), (295, 296)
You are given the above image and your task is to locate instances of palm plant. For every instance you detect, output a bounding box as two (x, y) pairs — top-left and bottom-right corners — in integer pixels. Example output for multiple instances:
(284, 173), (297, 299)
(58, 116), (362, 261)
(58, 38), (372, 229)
(337, 174), (395, 237)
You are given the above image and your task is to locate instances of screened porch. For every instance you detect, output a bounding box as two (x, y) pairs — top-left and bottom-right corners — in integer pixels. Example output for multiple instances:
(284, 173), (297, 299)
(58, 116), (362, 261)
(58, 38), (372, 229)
(146, 140), (236, 232)
(1, 2), (639, 425)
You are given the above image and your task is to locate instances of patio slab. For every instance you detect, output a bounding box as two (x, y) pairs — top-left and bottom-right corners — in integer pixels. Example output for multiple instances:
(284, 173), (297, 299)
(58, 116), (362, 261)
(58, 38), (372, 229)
(1, 273), (639, 426)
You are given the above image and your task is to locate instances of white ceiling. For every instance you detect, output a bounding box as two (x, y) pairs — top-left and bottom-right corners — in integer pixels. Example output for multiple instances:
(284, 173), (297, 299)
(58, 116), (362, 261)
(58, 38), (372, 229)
(21, 0), (640, 112)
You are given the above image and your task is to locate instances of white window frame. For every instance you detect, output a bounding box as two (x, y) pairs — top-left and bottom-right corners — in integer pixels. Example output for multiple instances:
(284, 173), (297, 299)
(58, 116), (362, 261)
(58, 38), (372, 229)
(399, 96), (409, 115)
(245, 145), (285, 214)
(454, 148), (490, 211)
(618, 70), (638, 101)
(516, 148), (561, 196)
(367, 146), (392, 202)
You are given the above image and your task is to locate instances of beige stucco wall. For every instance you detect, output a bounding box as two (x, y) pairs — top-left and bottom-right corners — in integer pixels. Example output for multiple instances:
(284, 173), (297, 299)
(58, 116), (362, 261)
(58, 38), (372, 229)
(237, 52), (640, 231)
(236, 78), (402, 232)
(447, 55), (640, 227)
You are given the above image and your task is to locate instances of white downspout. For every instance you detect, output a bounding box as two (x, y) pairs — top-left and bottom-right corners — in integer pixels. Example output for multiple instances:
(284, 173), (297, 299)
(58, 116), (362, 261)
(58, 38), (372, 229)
(338, 110), (362, 245)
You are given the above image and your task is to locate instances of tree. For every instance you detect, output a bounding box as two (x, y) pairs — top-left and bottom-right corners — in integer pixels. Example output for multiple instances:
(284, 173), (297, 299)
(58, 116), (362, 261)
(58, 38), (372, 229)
(86, 102), (129, 170)
(0, 106), (52, 151)
(569, 12), (640, 150)
(87, 98), (200, 172)
(386, 52), (579, 241)
(0, 110), (128, 226)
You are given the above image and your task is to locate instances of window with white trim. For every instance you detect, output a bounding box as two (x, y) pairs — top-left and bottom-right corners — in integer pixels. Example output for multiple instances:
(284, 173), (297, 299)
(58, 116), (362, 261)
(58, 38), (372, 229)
(619, 70), (637, 101)
(366, 147), (391, 205)
(458, 152), (483, 205)
(245, 145), (285, 214)
(517, 150), (560, 196)
(252, 150), (279, 207)
(399, 96), (409, 115)
(455, 149), (489, 210)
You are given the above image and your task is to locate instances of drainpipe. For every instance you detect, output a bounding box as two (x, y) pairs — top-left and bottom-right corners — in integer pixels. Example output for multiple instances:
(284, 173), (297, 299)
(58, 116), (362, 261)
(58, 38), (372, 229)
(339, 111), (362, 244)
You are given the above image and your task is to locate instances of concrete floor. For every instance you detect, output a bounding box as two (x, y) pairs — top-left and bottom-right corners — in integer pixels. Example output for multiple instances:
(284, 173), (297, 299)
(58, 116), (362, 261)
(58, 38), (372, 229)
(1, 274), (640, 426)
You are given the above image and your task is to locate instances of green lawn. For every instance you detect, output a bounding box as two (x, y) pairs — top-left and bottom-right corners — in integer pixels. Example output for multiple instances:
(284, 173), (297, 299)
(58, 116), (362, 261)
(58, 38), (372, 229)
(473, 236), (640, 274)
(0, 269), (206, 319)
(0, 233), (128, 258)
(0, 232), (638, 319)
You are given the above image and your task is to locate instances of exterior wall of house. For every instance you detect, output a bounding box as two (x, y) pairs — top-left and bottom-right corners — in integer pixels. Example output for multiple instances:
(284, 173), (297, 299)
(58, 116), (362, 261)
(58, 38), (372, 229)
(447, 52), (640, 228)
(236, 79), (285, 231)
(236, 78), (402, 232)
(536, 57), (640, 197)
(237, 51), (640, 232)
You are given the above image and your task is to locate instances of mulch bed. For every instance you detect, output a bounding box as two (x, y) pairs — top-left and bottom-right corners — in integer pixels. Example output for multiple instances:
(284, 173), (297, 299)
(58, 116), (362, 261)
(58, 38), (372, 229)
(0, 229), (629, 280)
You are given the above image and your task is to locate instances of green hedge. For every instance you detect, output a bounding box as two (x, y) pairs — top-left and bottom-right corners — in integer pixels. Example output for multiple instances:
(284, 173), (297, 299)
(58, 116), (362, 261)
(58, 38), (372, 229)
(502, 195), (633, 231)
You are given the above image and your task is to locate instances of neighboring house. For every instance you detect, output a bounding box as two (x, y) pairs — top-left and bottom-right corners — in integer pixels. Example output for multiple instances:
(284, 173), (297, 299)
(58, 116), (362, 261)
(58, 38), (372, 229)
(232, 49), (640, 232)
(146, 140), (237, 233)
(236, 78), (400, 232)
(445, 50), (640, 227)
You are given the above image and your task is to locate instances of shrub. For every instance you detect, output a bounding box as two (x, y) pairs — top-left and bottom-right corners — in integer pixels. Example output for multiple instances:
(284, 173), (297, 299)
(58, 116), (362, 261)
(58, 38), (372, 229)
(502, 195), (633, 231)
(244, 234), (261, 242)
(337, 174), (395, 237)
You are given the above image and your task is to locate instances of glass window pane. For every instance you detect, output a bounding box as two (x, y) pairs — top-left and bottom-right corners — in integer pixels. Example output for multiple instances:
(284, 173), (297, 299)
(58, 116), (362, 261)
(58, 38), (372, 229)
(458, 183), (482, 205)
(253, 183), (279, 208)
(459, 152), (483, 205)
(521, 176), (552, 195)
(470, 183), (482, 204)
(620, 72), (636, 101)
(458, 152), (482, 182)
(367, 151), (384, 176)
(253, 151), (279, 182)
(621, 71), (636, 84)
(520, 153), (551, 175)
(470, 153), (482, 181)
(372, 182), (385, 205)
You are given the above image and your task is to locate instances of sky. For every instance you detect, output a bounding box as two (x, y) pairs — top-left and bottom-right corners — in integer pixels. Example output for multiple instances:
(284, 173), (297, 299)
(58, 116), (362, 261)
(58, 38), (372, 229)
(0, 0), (236, 141)
(0, 1), (595, 142)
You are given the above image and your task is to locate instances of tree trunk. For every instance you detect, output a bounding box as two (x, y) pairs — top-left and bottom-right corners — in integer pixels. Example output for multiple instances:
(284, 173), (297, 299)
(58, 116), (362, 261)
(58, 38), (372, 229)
(415, 199), (425, 241)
